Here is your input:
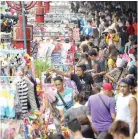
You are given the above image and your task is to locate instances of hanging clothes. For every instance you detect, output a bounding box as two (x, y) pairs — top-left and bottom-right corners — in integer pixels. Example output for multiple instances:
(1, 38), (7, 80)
(16, 79), (29, 115)
(23, 76), (38, 111)
(0, 88), (16, 118)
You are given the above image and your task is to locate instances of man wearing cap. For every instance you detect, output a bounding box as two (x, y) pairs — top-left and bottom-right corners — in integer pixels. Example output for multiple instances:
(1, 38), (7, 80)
(88, 83), (116, 135)
(116, 78), (137, 138)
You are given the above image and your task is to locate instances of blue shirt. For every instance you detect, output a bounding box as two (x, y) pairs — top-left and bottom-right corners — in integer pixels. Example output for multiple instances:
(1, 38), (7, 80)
(56, 88), (74, 111)
(82, 26), (93, 36)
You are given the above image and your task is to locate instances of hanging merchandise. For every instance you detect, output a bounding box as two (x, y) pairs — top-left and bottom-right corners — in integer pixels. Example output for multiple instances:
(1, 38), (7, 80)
(72, 27), (80, 41)
(0, 77), (16, 118)
(0, 49), (27, 76)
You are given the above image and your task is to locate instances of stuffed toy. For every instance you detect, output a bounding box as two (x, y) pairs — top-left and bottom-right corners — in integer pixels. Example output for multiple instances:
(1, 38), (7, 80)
(0, 58), (8, 76)
(9, 53), (26, 75)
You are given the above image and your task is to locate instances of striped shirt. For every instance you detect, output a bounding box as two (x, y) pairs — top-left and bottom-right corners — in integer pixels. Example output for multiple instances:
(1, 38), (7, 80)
(17, 79), (29, 114)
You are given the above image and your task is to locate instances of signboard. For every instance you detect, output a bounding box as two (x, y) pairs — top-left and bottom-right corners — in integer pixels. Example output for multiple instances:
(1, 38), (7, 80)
(13, 26), (33, 41)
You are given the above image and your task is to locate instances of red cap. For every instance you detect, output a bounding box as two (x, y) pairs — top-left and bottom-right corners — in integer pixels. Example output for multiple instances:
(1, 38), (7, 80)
(102, 83), (113, 91)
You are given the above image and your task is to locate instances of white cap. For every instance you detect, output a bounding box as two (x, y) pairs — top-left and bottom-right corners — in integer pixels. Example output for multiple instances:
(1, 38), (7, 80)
(116, 58), (125, 68)
(103, 28), (109, 33)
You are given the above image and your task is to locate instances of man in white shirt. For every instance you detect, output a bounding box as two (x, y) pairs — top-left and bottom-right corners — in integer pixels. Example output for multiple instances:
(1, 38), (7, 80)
(116, 78), (137, 138)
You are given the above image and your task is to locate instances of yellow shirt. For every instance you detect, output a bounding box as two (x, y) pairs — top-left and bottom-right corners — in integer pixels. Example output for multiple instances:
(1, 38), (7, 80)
(0, 43), (4, 49)
(106, 33), (119, 45)
(108, 58), (115, 66)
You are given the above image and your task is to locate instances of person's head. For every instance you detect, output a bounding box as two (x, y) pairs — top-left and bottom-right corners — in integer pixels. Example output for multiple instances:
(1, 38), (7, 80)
(67, 118), (81, 136)
(93, 87), (101, 94)
(82, 44), (89, 53)
(122, 26), (127, 32)
(128, 35), (135, 44)
(108, 44), (118, 55)
(116, 57), (125, 68)
(1, 39), (4, 43)
(93, 46), (100, 53)
(109, 120), (130, 139)
(126, 19), (132, 26)
(119, 78), (131, 96)
(102, 83), (114, 97)
(85, 35), (89, 41)
(87, 19), (92, 25)
(132, 38), (137, 48)
(54, 76), (64, 92)
(126, 76), (136, 94)
(108, 28), (113, 34)
(88, 49), (98, 60)
(76, 64), (86, 76)
(74, 94), (84, 104)
(49, 133), (66, 139)
(87, 41), (95, 50)
(104, 22), (109, 29)
(97, 132), (113, 139)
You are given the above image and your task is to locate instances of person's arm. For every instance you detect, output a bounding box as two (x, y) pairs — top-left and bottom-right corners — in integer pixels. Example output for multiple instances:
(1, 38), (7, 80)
(87, 115), (99, 136)
(92, 61), (106, 78)
(110, 98), (116, 120)
(87, 102), (99, 136)
(105, 69), (116, 83)
(128, 67), (135, 77)
(51, 69), (71, 78)
(129, 97), (137, 138)
(105, 73), (116, 83)
(108, 64), (114, 71)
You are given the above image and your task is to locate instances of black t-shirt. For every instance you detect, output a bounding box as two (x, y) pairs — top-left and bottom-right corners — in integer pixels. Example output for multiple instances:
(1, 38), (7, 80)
(71, 73), (94, 100)
(128, 65), (137, 80)
(71, 73), (82, 92)
(79, 73), (94, 85)
(120, 31), (129, 47)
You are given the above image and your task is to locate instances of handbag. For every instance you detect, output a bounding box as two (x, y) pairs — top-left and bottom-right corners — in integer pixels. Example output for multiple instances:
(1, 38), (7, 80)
(57, 91), (70, 110)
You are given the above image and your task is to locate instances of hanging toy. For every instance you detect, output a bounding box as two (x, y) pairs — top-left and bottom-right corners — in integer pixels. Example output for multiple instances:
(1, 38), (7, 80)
(24, 54), (31, 68)
(1, 18), (8, 32)
(24, 118), (30, 139)
(1, 58), (8, 76)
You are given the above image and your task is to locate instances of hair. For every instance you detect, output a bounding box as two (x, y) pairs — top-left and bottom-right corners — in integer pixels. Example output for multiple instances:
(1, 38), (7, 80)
(97, 132), (113, 139)
(119, 78), (131, 86)
(93, 46), (100, 52)
(49, 133), (66, 139)
(82, 44), (89, 53)
(122, 26), (127, 31)
(74, 94), (84, 104)
(87, 41), (95, 47)
(54, 76), (63, 83)
(85, 35), (89, 41)
(93, 87), (101, 94)
(127, 19), (133, 25)
(108, 44), (119, 56)
(109, 120), (130, 137)
(68, 118), (81, 132)
(129, 35), (135, 42)
(77, 64), (87, 71)
(88, 49), (98, 56)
